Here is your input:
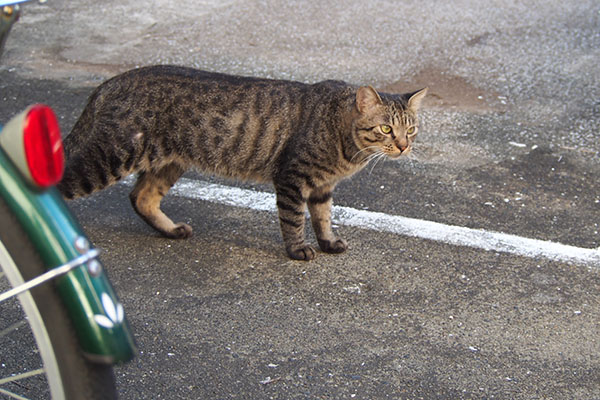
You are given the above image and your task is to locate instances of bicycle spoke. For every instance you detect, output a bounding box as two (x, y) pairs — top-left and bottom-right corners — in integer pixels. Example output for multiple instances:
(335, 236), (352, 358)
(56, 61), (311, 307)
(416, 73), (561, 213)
(0, 386), (31, 400)
(0, 320), (27, 339)
(0, 368), (45, 386)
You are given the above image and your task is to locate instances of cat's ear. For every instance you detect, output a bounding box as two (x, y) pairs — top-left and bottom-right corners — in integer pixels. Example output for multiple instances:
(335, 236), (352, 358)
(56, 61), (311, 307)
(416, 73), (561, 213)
(356, 86), (383, 114)
(407, 87), (428, 111)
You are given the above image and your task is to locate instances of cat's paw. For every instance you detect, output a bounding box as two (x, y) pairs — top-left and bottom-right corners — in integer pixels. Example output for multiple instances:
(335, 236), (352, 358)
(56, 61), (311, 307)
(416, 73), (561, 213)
(318, 238), (348, 254)
(286, 244), (317, 261)
(165, 223), (193, 239)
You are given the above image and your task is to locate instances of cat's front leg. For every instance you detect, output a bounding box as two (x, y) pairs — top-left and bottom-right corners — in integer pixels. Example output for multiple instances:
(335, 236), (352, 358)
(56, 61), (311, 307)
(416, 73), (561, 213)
(308, 185), (347, 254)
(274, 183), (316, 261)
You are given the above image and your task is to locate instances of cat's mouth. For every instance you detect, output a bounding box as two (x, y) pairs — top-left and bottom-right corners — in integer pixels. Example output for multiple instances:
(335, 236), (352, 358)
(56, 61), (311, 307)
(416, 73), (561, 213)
(387, 151), (406, 159)
(384, 145), (411, 159)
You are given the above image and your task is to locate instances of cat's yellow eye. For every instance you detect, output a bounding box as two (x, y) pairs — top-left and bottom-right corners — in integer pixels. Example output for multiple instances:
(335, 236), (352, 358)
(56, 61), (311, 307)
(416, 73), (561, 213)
(380, 125), (392, 134)
(407, 126), (417, 135)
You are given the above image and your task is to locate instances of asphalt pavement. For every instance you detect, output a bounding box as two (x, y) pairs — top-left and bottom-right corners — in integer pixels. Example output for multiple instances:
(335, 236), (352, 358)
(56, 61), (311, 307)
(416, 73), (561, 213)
(1, 0), (599, 399)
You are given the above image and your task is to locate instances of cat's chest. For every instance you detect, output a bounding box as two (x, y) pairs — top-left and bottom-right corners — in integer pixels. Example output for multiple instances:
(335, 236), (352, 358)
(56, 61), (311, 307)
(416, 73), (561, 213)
(315, 160), (365, 188)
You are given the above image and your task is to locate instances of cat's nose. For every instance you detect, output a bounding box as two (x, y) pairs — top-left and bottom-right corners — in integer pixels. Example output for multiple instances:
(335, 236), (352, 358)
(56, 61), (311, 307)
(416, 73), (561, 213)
(397, 138), (409, 152)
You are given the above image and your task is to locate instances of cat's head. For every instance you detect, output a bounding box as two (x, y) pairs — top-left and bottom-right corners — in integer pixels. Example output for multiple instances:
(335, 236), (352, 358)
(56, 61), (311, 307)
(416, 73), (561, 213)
(352, 86), (427, 160)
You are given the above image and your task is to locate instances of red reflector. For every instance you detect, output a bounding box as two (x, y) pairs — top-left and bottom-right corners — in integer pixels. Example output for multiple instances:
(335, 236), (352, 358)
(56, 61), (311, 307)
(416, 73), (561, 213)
(22, 105), (64, 188)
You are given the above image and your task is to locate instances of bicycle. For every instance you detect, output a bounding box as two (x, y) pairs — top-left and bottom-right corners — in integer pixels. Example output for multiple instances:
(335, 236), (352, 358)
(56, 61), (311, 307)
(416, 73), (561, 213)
(0, 2), (136, 398)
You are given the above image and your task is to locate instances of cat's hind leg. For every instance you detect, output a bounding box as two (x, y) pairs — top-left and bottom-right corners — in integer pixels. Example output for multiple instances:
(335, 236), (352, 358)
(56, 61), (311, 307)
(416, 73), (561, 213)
(129, 164), (191, 239)
(308, 185), (347, 254)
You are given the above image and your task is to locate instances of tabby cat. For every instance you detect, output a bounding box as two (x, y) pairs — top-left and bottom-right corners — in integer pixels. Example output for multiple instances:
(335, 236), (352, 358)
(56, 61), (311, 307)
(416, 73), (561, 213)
(58, 65), (427, 260)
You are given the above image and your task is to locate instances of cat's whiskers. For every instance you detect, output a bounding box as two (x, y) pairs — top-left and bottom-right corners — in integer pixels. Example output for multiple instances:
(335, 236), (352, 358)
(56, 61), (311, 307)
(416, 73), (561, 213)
(406, 143), (424, 161)
(362, 150), (382, 165)
(350, 146), (381, 164)
(368, 152), (387, 175)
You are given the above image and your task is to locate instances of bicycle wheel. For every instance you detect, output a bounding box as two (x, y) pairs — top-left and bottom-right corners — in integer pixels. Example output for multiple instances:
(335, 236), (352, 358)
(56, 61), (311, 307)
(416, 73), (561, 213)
(0, 196), (117, 399)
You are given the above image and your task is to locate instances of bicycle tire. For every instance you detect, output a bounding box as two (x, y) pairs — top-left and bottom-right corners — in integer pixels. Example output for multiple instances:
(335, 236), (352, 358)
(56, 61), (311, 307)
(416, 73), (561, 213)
(0, 195), (118, 400)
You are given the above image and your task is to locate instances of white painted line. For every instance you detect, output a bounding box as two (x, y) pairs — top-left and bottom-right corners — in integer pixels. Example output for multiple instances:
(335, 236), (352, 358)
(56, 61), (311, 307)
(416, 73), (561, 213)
(167, 178), (600, 267)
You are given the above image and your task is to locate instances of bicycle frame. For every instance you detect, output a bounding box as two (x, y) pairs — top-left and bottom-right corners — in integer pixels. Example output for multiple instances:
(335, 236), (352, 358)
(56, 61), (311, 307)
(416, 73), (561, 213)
(0, 1), (135, 364)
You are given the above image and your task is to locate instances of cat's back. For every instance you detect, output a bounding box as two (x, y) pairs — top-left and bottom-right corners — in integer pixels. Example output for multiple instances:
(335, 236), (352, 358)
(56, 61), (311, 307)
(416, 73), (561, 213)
(98, 65), (248, 88)
(92, 65), (306, 102)
(82, 65), (324, 135)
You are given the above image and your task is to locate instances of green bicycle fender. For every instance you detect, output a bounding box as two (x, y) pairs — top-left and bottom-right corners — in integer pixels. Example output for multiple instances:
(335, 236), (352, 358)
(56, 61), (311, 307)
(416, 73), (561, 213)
(0, 147), (136, 364)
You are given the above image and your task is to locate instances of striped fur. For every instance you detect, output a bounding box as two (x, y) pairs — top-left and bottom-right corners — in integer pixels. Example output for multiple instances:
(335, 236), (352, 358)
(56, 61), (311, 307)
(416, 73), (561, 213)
(58, 65), (426, 260)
